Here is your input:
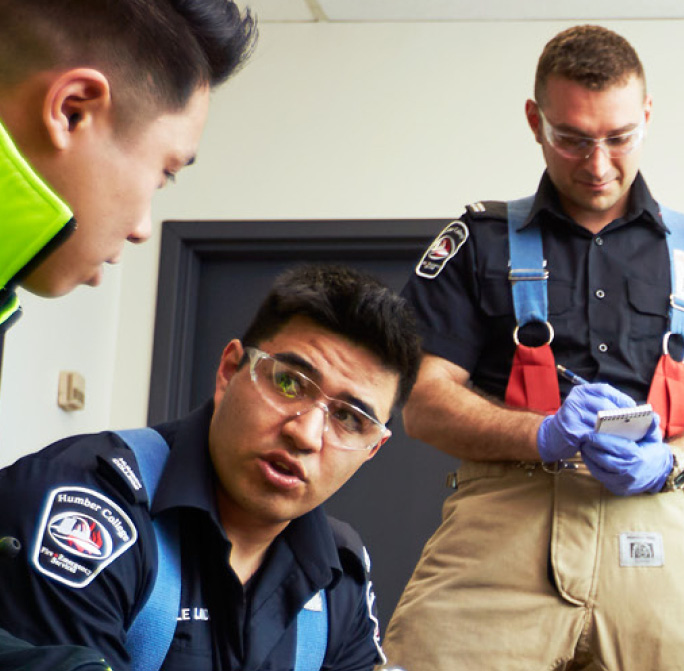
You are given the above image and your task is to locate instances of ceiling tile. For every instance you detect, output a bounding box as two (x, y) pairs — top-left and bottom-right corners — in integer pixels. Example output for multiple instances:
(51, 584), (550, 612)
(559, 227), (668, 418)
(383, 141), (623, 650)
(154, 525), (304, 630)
(317, 0), (684, 21)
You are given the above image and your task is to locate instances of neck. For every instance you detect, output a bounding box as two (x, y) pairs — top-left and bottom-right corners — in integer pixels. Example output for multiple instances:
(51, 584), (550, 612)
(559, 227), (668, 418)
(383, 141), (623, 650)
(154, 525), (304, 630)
(216, 491), (289, 584)
(559, 192), (630, 236)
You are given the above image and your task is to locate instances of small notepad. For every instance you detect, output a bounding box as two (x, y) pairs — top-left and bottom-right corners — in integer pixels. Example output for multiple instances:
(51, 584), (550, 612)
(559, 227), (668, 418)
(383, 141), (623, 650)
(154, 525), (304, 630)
(595, 403), (654, 441)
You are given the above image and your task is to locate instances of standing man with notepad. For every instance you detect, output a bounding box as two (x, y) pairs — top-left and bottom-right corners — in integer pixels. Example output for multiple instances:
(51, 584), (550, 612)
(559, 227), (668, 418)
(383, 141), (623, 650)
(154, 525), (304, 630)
(383, 25), (684, 671)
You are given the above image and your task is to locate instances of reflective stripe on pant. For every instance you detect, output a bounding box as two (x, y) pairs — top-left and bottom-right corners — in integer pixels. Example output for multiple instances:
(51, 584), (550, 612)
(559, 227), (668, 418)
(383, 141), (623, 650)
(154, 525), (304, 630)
(382, 459), (684, 671)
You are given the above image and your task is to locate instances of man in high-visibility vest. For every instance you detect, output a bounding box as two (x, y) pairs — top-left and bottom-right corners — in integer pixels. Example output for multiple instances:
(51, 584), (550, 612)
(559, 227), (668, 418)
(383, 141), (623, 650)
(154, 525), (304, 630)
(0, 1), (256, 668)
(0, 0), (256, 330)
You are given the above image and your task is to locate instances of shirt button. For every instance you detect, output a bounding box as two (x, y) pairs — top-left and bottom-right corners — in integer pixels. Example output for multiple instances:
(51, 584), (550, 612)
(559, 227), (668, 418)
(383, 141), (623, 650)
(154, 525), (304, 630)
(595, 289), (605, 299)
(595, 236), (604, 246)
(598, 343), (608, 353)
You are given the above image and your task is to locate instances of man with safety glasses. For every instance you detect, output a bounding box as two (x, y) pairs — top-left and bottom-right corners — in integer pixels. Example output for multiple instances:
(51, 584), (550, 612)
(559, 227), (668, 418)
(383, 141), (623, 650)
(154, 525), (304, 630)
(383, 25), (684, 671)
(0, 264), (421, 671)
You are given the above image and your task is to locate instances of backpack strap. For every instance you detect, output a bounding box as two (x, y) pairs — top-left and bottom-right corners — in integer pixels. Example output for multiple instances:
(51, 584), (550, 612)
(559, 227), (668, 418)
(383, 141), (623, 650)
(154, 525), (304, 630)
(115, 428), (181, 671)
(295, 589), (328, 671)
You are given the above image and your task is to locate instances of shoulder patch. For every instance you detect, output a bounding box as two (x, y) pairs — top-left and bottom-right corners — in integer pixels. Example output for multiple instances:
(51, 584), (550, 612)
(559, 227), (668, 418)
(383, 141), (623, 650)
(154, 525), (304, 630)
(465, 200), (507, 220)
(415, 220), (469, 279)
(32, 486), (138, 588)
(366, 577), (385, 665)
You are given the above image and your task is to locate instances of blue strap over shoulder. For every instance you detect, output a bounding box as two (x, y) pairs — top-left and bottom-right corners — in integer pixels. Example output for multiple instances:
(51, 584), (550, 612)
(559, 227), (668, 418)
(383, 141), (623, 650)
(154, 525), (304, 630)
(116, 428), (181, 671)
(295, 589), (328, 671)
(507, 196), (545, 327)
(659, 205), (684, 338)
(508, 200), (684, 341)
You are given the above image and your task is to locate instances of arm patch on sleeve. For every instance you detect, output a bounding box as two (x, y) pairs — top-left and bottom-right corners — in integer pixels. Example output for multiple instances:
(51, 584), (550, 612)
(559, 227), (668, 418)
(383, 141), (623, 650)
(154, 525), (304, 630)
(416, 220), (469, 279)
(32, 486), (138, 588)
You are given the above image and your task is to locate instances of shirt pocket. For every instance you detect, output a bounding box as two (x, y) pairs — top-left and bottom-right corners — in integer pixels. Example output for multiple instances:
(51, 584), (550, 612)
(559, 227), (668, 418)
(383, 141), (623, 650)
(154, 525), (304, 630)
(626, 276), (669, 339)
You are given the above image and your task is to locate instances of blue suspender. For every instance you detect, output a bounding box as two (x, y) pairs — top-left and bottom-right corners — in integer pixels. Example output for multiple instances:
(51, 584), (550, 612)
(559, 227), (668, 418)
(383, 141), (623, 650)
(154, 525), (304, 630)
(115, 428), (328, 671)
(659, 206), (684, 341)
(117, 428), (181, 671)
(507, 196), (546, 328)
(507, 199), (684, 346)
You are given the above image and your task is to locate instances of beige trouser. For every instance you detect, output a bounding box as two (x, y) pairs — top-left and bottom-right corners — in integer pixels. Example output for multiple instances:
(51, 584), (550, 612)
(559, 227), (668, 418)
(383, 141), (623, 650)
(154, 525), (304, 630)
(382, 459), (684, 671)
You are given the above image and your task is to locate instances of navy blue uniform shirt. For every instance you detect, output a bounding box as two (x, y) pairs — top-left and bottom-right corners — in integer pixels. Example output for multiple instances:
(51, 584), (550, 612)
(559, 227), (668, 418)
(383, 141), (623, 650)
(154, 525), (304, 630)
(404, 171), (671, 403)
(0, 402), (383, 671)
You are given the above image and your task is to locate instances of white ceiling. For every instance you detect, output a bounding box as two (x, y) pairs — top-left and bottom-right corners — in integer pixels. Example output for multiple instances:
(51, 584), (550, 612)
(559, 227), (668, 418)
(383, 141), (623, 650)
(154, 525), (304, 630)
(247, 0), (684, 22)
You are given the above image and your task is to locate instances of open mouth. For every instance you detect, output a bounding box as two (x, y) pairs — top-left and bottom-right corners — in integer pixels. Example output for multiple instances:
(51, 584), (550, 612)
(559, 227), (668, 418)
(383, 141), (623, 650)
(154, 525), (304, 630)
(272, 460), (296, 476)
(259, 454), (306, 488)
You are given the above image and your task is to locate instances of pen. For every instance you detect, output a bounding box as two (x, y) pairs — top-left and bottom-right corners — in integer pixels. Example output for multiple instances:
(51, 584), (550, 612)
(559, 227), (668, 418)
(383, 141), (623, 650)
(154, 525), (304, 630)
(556, 364), (590, 386)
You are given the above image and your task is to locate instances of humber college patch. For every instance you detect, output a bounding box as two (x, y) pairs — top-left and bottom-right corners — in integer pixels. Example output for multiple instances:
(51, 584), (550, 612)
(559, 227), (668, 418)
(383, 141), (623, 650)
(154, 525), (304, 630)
(32, 486), (138, 588)
(416, 220), (469, 279)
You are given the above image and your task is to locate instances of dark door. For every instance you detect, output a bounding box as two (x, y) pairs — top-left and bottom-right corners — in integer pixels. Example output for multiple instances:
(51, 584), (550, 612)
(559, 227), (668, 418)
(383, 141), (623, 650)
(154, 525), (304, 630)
(148, 219), (458, 632)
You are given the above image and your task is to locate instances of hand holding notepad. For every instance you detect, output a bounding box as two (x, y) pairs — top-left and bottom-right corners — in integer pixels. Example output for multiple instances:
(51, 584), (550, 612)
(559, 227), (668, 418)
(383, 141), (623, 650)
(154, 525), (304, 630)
(594, 403), (655, 441)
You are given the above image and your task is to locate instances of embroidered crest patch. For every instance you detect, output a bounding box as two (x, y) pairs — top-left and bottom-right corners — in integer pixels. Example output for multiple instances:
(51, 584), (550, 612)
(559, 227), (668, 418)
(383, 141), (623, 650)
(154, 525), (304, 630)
(416, 220), (469, 279)
(32, 486), (138, 588)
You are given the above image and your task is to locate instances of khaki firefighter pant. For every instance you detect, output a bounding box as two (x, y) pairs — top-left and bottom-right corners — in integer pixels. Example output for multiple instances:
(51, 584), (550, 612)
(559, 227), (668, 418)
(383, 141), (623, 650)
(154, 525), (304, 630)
(382, 459), (684, 671)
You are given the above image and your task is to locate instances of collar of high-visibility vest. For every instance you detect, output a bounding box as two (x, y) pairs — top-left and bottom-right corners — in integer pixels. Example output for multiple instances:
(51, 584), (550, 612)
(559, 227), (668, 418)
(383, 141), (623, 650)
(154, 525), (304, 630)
(0, 118), (74, 293)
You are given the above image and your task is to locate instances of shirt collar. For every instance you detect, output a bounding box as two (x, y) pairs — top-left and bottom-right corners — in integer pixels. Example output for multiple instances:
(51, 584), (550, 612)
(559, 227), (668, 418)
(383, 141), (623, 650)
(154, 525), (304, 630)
(151, 400), (218, 521)
(518, 170), (665, 234)
(0, 119), (75, 291)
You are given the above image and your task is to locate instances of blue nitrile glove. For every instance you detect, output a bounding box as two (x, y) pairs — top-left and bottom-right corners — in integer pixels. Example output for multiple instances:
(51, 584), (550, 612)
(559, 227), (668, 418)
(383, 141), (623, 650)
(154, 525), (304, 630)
(537, 383), (636, 463)
(580, 418), (672, 495)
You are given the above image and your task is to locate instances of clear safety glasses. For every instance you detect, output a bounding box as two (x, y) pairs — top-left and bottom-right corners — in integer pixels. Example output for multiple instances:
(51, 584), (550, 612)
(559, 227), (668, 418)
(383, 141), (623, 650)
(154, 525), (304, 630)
(245, 347), (389, 451)
(538, 108), (646, 160)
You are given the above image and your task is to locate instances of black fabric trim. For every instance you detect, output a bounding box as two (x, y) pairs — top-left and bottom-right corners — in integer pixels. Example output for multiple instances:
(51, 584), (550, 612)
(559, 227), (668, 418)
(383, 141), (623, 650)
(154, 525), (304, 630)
(9, 217), (77, 287)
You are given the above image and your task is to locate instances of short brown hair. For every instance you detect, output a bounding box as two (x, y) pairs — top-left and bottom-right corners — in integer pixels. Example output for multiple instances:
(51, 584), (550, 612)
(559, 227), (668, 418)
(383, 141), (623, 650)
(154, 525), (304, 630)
(535, 25), (645, 105)
(0, 0), (257, 128)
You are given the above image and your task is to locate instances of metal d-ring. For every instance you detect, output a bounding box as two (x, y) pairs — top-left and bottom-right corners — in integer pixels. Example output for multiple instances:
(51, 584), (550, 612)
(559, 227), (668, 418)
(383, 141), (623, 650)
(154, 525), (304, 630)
(513, 321), (555, 347)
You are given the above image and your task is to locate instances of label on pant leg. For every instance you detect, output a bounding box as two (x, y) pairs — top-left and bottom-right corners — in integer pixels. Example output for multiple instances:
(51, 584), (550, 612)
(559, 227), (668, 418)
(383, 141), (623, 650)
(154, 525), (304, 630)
(619, 532), (664, 567)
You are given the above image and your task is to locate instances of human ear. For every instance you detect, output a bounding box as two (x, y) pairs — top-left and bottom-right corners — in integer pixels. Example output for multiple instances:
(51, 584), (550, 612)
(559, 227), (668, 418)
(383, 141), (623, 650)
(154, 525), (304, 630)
(525, 99), (543, 144)
(214, 340), (244, 399)
(42, 68), (111, 150)
(644, 94), (653, 127)
(366, 431), (391, 461)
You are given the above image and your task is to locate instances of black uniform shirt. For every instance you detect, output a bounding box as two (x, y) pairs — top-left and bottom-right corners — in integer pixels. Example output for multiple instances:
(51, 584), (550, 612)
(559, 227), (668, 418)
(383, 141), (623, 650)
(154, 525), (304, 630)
(403, 171), (672, 403)
(0, 402), (382, 671)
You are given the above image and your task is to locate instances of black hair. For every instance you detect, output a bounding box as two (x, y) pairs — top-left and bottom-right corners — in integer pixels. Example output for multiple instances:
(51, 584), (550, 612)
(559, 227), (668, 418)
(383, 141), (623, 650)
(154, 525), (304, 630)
(241, 264), (422, 410)
(0, 0), (257, 125)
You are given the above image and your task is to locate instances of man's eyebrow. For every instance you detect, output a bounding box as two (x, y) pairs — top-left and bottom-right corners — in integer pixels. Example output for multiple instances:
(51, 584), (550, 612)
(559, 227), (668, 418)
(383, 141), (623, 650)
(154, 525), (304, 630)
(555, 121), (641, 136)
(273, 352), (317, 377)
(272, 351), (382, 422)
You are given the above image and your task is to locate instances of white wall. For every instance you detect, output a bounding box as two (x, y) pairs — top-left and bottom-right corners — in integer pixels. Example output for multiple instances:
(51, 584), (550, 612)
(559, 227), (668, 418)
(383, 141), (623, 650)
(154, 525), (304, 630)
(2, 19), (684, 461)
